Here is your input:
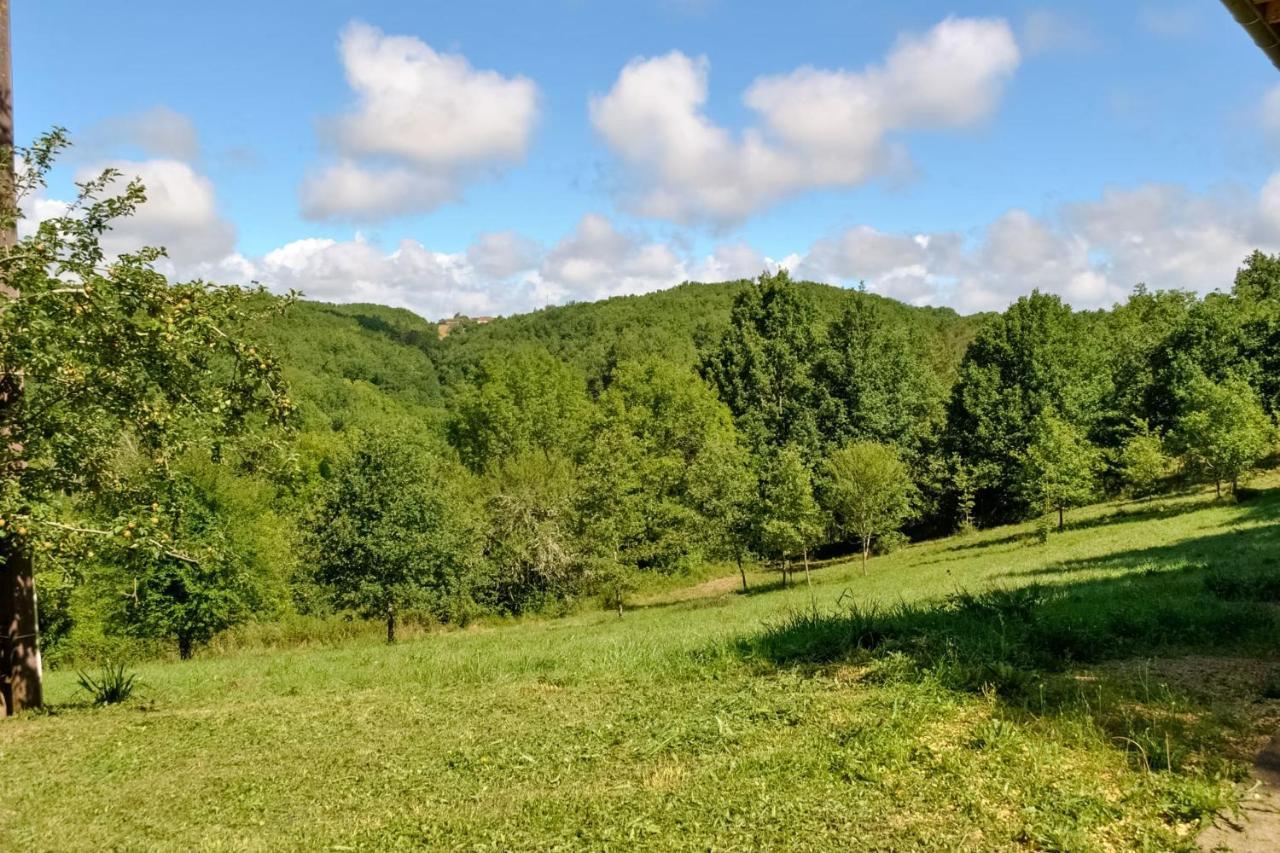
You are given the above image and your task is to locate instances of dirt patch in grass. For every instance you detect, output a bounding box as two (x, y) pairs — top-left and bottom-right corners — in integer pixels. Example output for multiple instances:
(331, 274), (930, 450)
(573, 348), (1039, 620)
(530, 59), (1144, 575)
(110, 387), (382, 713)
(1097, 657), (1280, 853)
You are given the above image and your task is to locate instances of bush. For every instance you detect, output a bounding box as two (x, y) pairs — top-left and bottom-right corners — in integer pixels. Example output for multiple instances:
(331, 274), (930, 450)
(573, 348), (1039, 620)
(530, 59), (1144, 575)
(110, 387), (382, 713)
(1115, 426), (1172, 497)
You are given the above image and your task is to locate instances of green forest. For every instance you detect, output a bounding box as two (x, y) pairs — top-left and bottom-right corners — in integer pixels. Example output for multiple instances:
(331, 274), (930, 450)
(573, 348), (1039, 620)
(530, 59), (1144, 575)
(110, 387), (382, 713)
(10, 131), (1278, 672)
(12, 2), (1280, 847)
(6, 128), (1280, 849)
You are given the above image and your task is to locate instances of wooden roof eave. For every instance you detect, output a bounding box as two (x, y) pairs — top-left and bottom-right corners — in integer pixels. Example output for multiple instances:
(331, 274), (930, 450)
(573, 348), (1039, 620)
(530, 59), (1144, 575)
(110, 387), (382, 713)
(1221, 0), (1280, 71)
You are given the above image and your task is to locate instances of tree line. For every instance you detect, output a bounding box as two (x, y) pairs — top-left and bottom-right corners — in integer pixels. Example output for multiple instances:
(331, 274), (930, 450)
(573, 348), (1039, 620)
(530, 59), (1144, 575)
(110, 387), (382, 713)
(7, 136), (1280, 685)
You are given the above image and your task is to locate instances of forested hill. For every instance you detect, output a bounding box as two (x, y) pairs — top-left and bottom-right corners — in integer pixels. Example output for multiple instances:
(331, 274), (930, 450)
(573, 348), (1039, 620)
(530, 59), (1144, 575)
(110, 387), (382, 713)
(250, 300), (446, 433)
(264, 279), (986, 409)
(432, 280), (984, 386)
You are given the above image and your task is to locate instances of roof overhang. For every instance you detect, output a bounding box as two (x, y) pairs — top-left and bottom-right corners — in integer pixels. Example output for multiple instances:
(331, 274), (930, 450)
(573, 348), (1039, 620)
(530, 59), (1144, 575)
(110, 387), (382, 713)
(1222, 0), (1280, 70)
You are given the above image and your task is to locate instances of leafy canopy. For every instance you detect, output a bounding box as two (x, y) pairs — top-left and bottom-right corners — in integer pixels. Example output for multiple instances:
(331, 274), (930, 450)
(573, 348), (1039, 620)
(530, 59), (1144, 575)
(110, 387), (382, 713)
(824, 441), (916, 561)
(303, 432), (479, 638)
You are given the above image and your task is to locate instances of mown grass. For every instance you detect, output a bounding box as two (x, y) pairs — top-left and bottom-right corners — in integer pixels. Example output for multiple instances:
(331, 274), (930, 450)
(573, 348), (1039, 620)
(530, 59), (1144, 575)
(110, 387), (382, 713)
(3, 480), (1279, 850)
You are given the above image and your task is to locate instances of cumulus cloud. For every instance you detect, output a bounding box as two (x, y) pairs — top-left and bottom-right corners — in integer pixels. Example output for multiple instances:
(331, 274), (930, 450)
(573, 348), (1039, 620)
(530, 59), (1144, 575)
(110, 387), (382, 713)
(300, 162), (457, 222)
(798, 181), (1280, 313)
(467, 230), (542, 281)
(242, 216), (687, 319)
(537, 214), (689, 304)
(257, 236), (503, 318)
(591, 17), (1020, 224)
(78, 159), (239, 276)
(688, 241), (772, 283)
(301, 21), (539, 221)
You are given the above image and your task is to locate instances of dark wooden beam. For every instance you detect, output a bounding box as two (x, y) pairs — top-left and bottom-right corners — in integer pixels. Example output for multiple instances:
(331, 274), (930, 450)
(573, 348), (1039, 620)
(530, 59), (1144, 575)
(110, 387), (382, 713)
(1222, 0), (1280, 71)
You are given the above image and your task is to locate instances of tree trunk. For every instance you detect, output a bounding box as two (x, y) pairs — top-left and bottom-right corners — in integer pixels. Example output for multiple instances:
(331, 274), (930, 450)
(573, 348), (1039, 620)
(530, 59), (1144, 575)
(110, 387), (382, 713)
(0, 540), (8, 715)
(177, 632), (194, 661)
(616, 594), (623, 619)
(802, 548), (812, 589)
(861, 536), (870, 577)
(0, 0), (37, 716)
(737, 556), (748, 592)
(1057, 505), (1064, 532)
(1215, 479), (1222, 499)
(386, 609), (396, 644)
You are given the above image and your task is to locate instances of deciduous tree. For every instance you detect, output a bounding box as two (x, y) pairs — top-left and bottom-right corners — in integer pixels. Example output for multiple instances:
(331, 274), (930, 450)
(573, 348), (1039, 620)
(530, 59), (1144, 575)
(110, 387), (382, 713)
(1170, 374), (1276, 497)
(1019, 412), (1102, 530)
(304, 432), (479, 642)
(758, 446), (822, 588)
(824, 441), (916, 574)
(0, 132), (292, 712)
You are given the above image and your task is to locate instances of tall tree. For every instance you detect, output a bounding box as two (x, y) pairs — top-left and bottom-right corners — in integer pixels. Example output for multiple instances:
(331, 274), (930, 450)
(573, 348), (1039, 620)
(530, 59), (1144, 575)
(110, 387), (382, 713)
(447, 346), (590, 472)
(0, 0), (31, 714)
(0, 131), (292, 713)
(687, 438), (758, 592)
(701, 270), (823, 453)
(575, 421), (645, 616)
(815, 293), (941, 453)
(1233, 251), (1280, 417)
(1113, 421), (1172, 498)
(588, 359), (741, 574)
(482, 451), (580, 614)
(1170, 374), (1276, 497)
(758, 446), (823, 588)
(944, 291), (1105, 524)
(1099, 285), (1196, 444)
(304, 432), (479, 642)
(1018, 412), (1102, 530)
(1147, 294), (1255, 427)
(823, 441), (916, 574)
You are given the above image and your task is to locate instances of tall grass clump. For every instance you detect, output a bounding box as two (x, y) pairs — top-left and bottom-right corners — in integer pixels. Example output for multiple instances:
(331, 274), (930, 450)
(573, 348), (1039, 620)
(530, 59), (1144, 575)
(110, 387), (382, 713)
(76, 661), (139, 706)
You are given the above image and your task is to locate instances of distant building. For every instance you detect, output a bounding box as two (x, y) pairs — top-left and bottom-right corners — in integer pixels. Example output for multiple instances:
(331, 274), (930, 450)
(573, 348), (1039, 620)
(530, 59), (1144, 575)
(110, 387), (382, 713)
(436, 314), (495, 339)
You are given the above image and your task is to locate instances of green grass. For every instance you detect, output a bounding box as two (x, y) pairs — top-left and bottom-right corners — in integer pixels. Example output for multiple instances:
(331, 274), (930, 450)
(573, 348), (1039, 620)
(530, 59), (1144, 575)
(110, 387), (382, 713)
(4, 481), (1280, 850)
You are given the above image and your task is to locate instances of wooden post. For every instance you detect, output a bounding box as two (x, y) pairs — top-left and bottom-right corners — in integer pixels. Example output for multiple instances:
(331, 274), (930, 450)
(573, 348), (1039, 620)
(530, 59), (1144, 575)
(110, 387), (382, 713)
(0, 0), (41, 715)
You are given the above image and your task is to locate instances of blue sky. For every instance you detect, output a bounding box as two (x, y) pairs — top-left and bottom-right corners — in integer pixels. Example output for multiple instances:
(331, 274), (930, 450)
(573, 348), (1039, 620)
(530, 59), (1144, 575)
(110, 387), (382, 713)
(17, 1), (1280, 317)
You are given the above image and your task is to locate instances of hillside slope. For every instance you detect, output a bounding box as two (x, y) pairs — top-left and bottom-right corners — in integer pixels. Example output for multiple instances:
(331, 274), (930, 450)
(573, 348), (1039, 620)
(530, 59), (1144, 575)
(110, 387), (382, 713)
(6, 480), (1277, 849)
(252, 300), (446, 432)
(433, 279), (985, 387)
(257, 278), (984, 429)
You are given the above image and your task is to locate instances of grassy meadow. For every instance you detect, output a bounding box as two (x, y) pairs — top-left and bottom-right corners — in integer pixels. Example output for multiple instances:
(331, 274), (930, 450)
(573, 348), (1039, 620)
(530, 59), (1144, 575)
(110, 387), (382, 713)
(4, 479), (1280, 850)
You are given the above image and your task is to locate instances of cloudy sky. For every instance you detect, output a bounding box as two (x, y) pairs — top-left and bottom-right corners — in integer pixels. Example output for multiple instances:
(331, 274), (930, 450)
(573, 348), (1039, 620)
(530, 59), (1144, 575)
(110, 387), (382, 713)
(19, 1), (1280, 317)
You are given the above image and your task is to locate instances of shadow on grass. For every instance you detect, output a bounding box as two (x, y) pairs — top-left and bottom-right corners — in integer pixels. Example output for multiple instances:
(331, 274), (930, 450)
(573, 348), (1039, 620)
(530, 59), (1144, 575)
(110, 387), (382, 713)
(1061, 494), (1214, 535)
(923, 492), (1222, 567)
(730, 485), (1280, 810)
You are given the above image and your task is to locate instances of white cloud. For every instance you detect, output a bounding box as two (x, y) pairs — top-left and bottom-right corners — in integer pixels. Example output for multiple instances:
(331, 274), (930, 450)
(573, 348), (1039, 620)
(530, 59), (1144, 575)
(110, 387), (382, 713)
(257, 235), (501, 318)
(81, 159), (238, 275)
(467, 230), (541, 281)
(537, 214), (688, 304)
(89, 106), (201, 161)
(797, 181), (1280, 313)
(688, 241), (771, 282)
(591, 17), (1020, 224)
(300, 162), (457, 222)
(301, 21), (539, 221)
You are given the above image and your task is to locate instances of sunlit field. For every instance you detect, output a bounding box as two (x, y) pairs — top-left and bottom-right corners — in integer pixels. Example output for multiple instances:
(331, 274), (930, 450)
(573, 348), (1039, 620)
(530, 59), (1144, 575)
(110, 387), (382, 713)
(3, 478), (1278, 850)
